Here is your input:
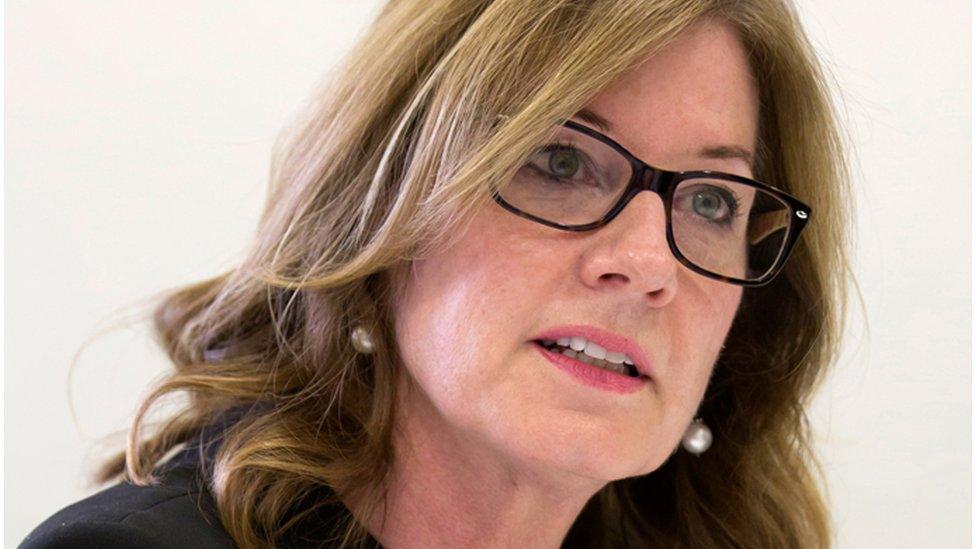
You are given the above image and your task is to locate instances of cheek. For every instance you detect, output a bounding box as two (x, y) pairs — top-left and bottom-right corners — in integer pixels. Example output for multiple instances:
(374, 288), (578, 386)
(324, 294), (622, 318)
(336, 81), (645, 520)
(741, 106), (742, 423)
(633, 282), (740, 471)
(669, 282), (742, 402)
(392, 217), (558, 414)
(393, 260), (488, 407)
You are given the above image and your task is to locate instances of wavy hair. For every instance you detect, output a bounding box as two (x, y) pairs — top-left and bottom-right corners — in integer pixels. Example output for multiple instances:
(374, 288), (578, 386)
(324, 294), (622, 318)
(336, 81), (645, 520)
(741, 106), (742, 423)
(95, 0), (852, 547)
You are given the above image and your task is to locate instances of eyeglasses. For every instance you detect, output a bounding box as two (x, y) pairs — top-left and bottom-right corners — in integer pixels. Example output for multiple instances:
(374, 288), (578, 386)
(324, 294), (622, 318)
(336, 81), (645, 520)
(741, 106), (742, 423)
(490, 120), (811, 287)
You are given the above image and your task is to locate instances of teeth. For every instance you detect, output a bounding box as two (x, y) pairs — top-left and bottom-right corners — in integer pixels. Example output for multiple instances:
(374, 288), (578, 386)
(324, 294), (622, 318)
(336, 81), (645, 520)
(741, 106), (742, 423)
(569, 336), (586, 351)
(540, 337), (638, 370)
(583, 341), (607, 360)
(556, 348), (633, 377)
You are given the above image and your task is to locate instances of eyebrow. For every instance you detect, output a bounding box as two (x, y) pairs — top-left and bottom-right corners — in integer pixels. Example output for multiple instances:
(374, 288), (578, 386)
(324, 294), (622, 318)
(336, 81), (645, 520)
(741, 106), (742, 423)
(572, 107), (756, 169)
(574, 107), (614, 133)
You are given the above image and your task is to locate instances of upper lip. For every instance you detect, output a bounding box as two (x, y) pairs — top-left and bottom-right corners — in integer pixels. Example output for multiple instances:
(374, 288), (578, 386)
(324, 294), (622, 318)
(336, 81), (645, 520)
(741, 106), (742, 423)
(532, 324), (654, 380)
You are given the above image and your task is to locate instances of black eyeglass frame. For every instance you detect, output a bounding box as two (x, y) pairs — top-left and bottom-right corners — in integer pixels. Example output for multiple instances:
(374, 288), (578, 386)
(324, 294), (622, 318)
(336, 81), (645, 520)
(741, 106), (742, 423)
(490, 120), (812, 287)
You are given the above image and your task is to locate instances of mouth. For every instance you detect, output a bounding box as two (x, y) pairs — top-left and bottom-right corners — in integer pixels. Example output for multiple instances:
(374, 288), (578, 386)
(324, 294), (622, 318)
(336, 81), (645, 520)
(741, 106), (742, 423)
(532, 340), (648, 380)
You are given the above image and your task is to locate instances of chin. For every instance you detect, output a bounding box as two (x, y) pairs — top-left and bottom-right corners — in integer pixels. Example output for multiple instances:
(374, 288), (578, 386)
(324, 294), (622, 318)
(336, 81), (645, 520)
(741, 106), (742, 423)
(514, 429), (661, 484)
(564, 453), (657, 483)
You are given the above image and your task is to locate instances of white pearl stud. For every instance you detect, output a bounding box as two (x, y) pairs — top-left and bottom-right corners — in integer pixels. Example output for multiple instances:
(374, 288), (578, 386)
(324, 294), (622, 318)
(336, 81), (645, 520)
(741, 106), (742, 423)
(681, 418), (713, 455)
(350, 325), (375, 354)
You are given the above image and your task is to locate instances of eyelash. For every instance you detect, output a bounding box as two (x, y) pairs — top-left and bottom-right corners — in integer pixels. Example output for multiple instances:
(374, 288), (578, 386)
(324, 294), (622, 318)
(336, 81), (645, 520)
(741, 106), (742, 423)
(540, 140), (585, 161)
(724, 190), (744, 220)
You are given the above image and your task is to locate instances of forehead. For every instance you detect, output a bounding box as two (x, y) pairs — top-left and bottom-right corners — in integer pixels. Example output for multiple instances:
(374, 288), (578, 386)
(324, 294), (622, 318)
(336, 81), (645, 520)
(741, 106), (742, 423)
(579, 18), (759, 169)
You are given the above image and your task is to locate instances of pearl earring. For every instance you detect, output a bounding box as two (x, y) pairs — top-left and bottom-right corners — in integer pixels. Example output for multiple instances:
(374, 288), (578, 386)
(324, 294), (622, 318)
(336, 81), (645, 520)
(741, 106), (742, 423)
(350, 325), (375, 354)
(681, 417), (712, 455)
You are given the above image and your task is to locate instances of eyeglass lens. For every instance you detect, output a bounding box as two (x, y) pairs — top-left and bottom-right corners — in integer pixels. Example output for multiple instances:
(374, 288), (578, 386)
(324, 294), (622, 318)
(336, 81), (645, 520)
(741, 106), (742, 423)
(495, 125), (794, 281)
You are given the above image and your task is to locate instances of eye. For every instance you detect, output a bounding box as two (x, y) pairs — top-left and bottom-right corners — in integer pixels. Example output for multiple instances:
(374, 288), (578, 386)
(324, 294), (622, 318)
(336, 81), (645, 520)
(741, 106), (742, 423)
(674, 183), (743, 226)
(547, 148), (581, 178)
(515, 136), (624, 196)
(527, 142), (596, 183)
(692, 189), (731, 220)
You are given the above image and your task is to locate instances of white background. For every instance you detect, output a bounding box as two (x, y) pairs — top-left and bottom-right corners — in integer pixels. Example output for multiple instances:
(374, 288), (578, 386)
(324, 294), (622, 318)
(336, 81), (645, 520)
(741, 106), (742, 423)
(5, 1), (971, 547)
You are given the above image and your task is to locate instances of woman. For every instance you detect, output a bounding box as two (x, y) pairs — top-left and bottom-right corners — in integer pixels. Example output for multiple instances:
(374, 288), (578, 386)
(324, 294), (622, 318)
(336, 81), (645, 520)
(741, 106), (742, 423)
(23, 0), (850, 547)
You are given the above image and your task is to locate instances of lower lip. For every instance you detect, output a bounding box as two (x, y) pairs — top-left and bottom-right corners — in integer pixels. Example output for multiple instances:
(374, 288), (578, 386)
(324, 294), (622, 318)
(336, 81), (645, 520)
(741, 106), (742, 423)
(534, 343), (649, 394)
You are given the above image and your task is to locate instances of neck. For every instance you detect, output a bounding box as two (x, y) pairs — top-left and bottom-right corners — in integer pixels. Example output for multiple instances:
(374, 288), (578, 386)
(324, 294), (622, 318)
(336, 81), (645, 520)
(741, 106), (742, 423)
(344, 377), (606, 548)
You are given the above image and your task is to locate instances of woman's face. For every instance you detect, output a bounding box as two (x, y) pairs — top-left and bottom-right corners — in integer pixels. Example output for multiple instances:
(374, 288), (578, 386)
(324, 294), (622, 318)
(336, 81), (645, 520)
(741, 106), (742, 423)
(392, 19), (757, 483)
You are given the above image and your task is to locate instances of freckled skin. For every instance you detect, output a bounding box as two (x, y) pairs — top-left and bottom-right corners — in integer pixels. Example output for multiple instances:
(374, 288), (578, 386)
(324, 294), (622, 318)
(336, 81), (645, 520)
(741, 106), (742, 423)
(369, 18), (758, 547)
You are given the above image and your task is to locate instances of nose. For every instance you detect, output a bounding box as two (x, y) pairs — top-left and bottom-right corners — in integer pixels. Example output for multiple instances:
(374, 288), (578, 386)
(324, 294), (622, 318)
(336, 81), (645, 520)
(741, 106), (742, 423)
(578, 191), (678, 307)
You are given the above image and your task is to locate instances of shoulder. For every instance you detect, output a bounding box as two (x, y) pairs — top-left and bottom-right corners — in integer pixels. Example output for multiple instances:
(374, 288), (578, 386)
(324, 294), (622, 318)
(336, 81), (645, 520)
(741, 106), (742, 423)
(20, 463), (235, 549)
(21, 408), (255, 549)
(20, 406), (368, 548)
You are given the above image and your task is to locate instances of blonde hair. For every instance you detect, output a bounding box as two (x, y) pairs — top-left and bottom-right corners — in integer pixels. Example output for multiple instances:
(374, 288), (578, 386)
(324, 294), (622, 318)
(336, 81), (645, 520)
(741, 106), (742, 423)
(96, 1), (852, 547)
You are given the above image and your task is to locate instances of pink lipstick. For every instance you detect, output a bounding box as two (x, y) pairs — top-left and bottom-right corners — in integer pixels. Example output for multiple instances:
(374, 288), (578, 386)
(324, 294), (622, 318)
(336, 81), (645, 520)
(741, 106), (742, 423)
(533, 340), (650, 395)
(530, 324), (654, 394)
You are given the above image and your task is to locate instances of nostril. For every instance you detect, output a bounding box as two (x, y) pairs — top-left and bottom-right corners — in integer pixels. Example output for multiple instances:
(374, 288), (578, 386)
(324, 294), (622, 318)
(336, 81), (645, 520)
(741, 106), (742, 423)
(598, 272), (629, 284)
(645, 284), (676, 306)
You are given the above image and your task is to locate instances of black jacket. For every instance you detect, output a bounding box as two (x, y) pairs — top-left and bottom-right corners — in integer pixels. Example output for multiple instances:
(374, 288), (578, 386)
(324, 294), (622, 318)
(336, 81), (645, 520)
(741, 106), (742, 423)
(20, 411), (381, 548)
